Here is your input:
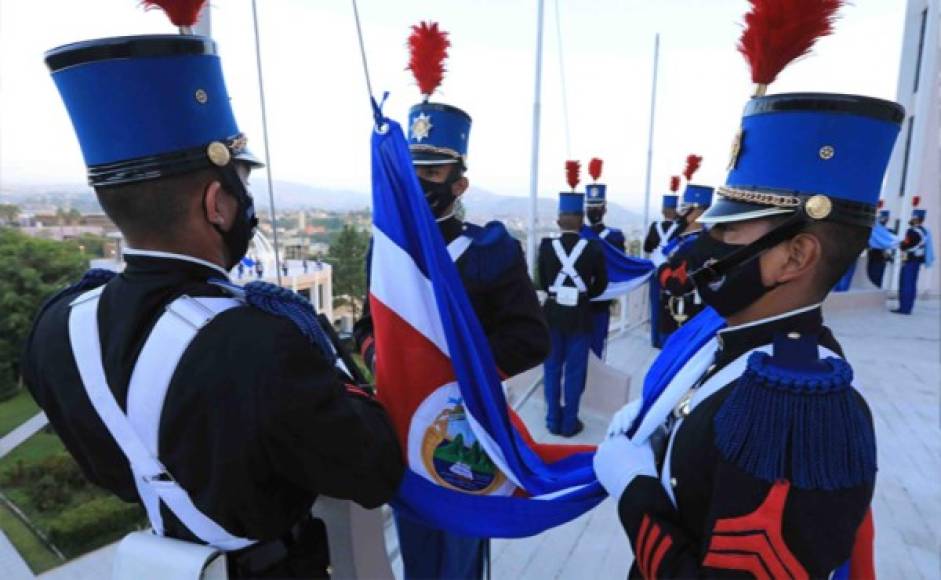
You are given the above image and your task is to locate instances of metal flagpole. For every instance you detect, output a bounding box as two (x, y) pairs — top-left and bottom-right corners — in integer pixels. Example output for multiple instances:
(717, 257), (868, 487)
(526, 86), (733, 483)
(553, 0), (572, 159)
(251, 0), (284, 285)
(526, 0), (547, 277)
(642, 33), (660, 233)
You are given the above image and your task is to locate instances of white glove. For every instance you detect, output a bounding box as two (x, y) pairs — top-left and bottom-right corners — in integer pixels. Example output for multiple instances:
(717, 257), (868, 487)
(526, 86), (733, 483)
(593, 434), (656, 500)
(605, 398), (643, 439)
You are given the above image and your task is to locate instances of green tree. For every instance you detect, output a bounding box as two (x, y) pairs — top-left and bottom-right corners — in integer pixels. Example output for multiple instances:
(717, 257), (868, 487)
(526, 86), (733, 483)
(326, 224), (369, 318)
(0, 229), (85, 400)
(0, 204), (19, 226)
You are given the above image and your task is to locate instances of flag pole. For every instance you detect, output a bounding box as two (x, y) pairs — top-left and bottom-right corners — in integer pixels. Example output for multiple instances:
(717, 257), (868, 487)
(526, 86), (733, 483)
(526, 0), (547, 277)
(642, 33), (660, 233)
(251, 0), (284, 285)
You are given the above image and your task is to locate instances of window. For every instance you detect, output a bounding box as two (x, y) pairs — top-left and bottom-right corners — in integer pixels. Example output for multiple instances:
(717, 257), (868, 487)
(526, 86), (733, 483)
(899, 116), (915, 196)
(913, 8), (928, 92)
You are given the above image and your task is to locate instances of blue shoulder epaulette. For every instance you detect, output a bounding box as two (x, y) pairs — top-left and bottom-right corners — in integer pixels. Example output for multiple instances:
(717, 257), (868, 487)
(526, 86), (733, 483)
(458, 221), (523, 284)
(713, 332), (876, 491)
(209, 278), (335, 361)
(70, 268), (117, 293)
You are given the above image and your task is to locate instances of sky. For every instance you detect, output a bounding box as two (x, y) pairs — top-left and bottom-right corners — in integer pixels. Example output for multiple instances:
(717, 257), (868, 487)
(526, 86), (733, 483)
(0, 0), (908, 213)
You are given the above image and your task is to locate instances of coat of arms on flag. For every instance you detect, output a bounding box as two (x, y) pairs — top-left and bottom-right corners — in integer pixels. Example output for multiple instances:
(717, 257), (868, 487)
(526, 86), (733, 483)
(367, 115), (606, 538)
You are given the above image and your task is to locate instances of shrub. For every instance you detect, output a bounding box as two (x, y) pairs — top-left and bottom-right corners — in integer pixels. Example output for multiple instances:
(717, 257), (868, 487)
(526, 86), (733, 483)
(46, 496), (144, 556)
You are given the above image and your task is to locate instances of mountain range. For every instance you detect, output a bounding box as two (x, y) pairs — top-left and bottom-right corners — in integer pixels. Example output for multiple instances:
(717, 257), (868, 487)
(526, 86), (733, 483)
(0, 180), (646, 229)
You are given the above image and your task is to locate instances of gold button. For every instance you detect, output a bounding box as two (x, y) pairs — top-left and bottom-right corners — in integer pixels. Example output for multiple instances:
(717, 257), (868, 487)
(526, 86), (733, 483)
(194, 89), (208, 104)
(805, 195), (833, 220)
(787, 332), (801, 340)
(819, 145), (835, 160)
(670, 477), (678, 488)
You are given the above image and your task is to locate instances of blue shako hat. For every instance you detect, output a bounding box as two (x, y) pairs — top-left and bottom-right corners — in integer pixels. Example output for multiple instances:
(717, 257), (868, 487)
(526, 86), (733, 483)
(408, 103), (471, 166)
(585, 184), (607, 206)
(406, 22), (471, 167)
(878, 209), (891, 220)
(559, 193), (584, 215)
(913, 209), (927, 220)
(701, 94), (904, 227)
(683, 184), (714, 208)
(45, 35), (261, 187)
(663, 194), (679, 210)
(698, 1), (904, 229)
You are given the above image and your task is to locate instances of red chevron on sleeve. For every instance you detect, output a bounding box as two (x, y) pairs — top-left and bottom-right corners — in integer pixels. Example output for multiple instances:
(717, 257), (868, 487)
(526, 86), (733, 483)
(703, 480), (808, 580)
(634, 514), (674, 580)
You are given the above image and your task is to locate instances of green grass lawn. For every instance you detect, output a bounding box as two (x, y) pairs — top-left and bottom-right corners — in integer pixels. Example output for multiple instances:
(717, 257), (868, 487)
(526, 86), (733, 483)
(0, 430), (63, 473)
(0, 390), (40, 438)
(0, 500), (62, 574)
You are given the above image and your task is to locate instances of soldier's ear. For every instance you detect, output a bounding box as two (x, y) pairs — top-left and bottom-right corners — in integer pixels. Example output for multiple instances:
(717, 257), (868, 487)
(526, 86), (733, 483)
(768, 233), (821, 286)
(203, 179), (235, 230)
(452, 175), (469, 198)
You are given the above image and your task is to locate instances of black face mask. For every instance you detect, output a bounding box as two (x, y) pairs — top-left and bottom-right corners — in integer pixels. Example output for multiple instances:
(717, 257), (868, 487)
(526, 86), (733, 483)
(688, 231), (775, 318)
(586, 207), (605, 225)
(208, 168), (258, 270)
(418, 173), (460, 219)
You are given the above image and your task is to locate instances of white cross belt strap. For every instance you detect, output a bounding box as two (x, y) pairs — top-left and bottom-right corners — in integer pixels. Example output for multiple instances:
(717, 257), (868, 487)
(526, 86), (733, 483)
(68, 286), (255, 551)
(549, 238), (589, 307)
(600, 228), (611, 240)
(447, 235), (473, 262)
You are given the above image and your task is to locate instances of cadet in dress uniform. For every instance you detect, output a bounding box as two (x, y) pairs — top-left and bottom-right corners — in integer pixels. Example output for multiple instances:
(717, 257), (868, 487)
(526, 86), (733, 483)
(354, 21), (550, 580)
(894, 198), (933, 314)
(23, 21), (403, 579)
(866, 203), (894, 287)
(644, 182), (682, 348)
(538, 174), (608, 437)
(593, 3), (902, 576)
(656, 182), (714, 340)
(584, 158), (625, 358)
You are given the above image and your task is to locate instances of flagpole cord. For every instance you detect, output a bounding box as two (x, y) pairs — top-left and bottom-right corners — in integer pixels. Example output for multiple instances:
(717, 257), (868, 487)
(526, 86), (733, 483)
(250, 0), (284, 285)
(554, 0), (572, 159)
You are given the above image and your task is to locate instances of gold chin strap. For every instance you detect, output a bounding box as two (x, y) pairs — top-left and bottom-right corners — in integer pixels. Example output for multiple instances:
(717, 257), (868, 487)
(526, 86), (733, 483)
(715, 186), (803, 209)
(409, 143), (465, 163)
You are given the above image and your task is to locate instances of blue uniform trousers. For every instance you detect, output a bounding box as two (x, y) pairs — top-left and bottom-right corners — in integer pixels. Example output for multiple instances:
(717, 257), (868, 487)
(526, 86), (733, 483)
(590, 308), (610, 359)
(648, 277), (664, 348)
(867, 255), (887, 288)
(395, 511), (486, 580)
(898, 260), (921, 314)
(543, 329), (590, 434)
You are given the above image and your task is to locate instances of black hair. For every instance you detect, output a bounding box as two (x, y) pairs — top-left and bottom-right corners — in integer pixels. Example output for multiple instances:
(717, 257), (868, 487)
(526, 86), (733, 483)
(558, 213), (584, 230)
(95, 168), (216, 240)
(804, 220), (870, 296)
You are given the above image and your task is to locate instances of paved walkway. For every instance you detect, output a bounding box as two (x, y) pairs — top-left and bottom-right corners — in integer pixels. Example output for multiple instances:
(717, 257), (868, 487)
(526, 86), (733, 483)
(0, 413), (47, 461)
(496, 298), (941, 579)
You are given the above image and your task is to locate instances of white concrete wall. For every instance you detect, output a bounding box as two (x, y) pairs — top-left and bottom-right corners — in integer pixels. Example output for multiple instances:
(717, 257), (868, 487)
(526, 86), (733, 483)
(882, 0), (941, 296)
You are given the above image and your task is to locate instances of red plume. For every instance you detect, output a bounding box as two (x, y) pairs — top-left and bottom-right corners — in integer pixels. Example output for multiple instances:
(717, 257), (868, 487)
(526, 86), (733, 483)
(878, 199), (885, 209)
(683, 154), (703, 182)
(566, 161), (581, 191)
(588, 158), (603, 182)
(141, 0), (207, 27)
(407, 22), (451, 98)
(738, 0), (844, 86)
(913, 195), (921, 207)
(670, 176), (680, 193)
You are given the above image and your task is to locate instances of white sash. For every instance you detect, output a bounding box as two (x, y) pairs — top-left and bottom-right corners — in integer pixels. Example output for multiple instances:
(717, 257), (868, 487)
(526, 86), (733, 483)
(600, 228), (612, 240)
(549, 238), (589, 293)
(447, 235), (473, 262)
(68, 287), (255, 551)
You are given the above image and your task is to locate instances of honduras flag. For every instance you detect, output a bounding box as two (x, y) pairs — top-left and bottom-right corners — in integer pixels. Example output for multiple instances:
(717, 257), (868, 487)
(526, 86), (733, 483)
(579, 226), (654, 301)
(868, 222), (898, 251)
(368, 118), (605, 538)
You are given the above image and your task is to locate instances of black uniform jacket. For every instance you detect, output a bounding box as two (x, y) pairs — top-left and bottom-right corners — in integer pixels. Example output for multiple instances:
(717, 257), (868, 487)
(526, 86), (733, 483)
(643, 219), (680, 254)
(22, 253), (404, 544)
(618, 306), (875, 578)
(537, 232), (608, 334)
(591, 222), (627, 252)
(355, 217), (550, 378)
(901, 226), (927, 263)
